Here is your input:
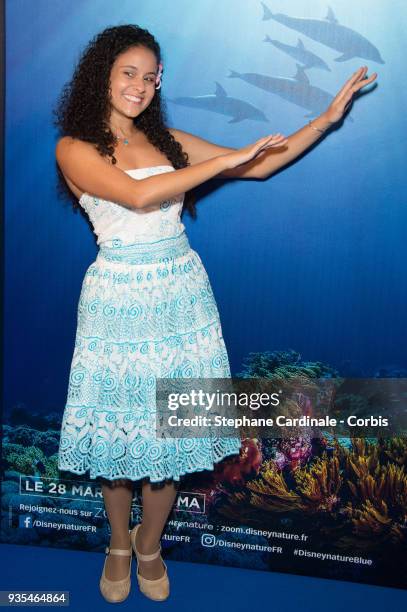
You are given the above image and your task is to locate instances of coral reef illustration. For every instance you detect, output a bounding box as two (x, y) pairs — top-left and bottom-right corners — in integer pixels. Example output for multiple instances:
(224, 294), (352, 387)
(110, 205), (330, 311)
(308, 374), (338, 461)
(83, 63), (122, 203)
(1, 350), (406, 588)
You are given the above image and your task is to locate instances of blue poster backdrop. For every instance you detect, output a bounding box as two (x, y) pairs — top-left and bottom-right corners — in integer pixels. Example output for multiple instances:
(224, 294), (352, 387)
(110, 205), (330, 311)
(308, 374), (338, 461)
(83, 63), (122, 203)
(2, 0), (406, 590)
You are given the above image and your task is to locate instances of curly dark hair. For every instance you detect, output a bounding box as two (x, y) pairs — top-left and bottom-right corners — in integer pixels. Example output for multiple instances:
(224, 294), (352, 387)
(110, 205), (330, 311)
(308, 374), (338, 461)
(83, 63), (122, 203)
(52, 24), (196, 217)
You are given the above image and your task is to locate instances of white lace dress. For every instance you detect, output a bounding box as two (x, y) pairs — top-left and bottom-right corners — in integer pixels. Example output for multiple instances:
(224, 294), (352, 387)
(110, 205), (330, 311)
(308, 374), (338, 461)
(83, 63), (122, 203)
(57, 165), (242, 485)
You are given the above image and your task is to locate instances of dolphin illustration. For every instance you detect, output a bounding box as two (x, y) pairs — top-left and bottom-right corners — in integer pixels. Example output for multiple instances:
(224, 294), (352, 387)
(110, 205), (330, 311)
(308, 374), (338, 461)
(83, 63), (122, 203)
(167, 82), (269, 123)
(228, 64), (343, 119)
(261, 3), (385, 64)
(264, 35), (331, 71)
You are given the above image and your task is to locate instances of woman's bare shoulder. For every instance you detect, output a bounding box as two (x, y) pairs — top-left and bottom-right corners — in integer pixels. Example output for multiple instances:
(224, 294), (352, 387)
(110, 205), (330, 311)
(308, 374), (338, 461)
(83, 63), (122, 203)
(56, 136), (95, 156)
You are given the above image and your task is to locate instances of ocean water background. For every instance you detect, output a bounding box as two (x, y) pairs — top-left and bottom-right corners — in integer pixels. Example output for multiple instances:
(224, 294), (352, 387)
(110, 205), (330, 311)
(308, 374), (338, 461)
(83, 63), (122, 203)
(4, 0), (406, 417)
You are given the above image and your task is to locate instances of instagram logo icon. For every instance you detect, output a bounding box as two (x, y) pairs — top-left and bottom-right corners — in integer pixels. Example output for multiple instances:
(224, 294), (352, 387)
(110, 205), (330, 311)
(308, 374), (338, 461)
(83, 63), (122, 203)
(201, 533), (216, 547)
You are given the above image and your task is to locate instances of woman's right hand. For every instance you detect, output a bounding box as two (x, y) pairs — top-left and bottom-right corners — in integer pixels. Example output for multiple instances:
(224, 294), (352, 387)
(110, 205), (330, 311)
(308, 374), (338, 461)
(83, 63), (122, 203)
(220, 133), (288, 170)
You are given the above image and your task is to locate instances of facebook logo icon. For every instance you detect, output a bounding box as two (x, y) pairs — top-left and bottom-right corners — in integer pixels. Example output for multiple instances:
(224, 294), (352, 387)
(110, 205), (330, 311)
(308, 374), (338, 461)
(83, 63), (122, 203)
(19, 515), (33, 528)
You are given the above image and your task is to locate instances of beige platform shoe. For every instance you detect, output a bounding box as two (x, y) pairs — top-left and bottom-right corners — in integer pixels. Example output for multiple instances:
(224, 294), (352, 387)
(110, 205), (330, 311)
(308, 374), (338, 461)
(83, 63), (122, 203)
(99, 542), (132, 603)
(130, 524), (170, 601)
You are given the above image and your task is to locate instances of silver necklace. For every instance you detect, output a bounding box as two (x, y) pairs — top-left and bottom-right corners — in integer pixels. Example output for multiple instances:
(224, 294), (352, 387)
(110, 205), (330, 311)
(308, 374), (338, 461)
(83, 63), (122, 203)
(113, 126), (134, 146)
(114, 133), (131, 146)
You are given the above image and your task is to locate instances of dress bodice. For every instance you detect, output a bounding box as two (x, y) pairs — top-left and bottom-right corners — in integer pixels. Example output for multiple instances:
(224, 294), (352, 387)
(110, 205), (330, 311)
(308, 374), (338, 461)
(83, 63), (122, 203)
(78, 165), (185, 247)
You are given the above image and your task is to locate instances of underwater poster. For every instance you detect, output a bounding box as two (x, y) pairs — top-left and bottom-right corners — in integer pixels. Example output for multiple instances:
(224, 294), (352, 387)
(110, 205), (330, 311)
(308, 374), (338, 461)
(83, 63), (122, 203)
(2, 0), (406, 591)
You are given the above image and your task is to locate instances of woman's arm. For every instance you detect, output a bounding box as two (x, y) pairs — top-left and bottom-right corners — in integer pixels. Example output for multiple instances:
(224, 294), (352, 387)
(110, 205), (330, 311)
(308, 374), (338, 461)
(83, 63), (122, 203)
(55, 133), (281, 210)
(169, 120), (331, 180)
(256, 66), (377, 179)
(249, 112), (334, 179)
(170, 66), (377, 181)
(56, 136), (228, 209)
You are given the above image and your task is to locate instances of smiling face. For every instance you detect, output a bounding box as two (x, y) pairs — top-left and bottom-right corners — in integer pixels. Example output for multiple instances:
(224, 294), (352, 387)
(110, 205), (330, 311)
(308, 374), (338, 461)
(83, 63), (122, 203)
(108, 45), (159, 120)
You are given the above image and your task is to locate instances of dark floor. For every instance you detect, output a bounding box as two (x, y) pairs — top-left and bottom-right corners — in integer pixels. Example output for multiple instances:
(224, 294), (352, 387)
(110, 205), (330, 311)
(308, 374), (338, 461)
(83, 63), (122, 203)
(1, 543), (406, 611)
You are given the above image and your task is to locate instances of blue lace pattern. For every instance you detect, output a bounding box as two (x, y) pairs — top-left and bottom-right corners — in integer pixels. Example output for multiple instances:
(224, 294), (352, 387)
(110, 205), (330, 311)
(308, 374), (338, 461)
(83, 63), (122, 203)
(58, 231), (242, 482)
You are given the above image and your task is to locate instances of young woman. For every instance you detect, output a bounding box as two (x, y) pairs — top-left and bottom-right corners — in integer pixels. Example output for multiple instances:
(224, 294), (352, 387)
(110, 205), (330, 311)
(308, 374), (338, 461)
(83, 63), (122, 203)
(54, 24), (376, 604)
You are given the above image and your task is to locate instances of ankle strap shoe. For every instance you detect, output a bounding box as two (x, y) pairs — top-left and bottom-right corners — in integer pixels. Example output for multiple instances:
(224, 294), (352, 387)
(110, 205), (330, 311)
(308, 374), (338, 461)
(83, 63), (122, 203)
(99, 544), (132, 603)
(130, 524), (170, 601)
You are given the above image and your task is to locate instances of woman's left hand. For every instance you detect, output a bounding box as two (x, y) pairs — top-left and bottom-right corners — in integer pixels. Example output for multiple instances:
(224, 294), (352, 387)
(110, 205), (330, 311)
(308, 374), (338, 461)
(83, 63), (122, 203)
(323, 66), (378, 125)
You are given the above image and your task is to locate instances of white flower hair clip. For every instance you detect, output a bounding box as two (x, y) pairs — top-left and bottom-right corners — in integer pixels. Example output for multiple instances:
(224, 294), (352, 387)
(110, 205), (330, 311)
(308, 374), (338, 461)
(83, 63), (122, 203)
(155, 62), (163, 90)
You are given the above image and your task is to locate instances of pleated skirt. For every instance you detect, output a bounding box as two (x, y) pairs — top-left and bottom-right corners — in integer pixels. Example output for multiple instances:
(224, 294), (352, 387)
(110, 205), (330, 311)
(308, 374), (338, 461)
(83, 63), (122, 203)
(57, 231), (242, 486)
